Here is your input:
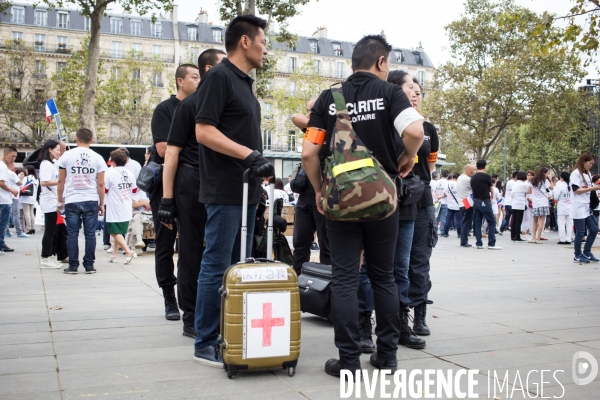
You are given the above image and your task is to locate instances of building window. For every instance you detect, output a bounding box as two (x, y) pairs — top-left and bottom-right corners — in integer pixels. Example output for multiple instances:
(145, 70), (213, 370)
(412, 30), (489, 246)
(11, 6), (24, 24)
(289, 82), (296, 96)
(110, 17), (123, 34)
(110, 124), (120, 138)
(333, 42), (343, 57)
(336, 62), (344, 78)
(289, 57), (296, 73)
(34, 60), (46, 76)
(418, 71), (425, 86)
(35, 10), (47, 27)
(394, 49), (404, 63)
(153, 72), (162, 86)
(212, 28), (222, 43)
(131, 20), (142, 36)
(12, 32), (23, 41)
(313, 60), (321, 74)
(132, 43), (142, 59)
(152, 45), (162, 57)
(57, 12), (70, 29)
(263, 130), (272, 150)
(111, 66), (119, 79)
(111, 41), (122, 58)
(151, 22), (162, 38)
(289, 131), (297, 152)
(34, 34), (46, 51)
(413, 51), (423, 65)
(132, 69), (141, 81)
(84, 16), (91, 31)
(188, 26), (198, 41)
(57, 62), (67, 74)
(263, 103), (273, 119)
(57, 36), (68, 52)
(309, 39), (319, 54)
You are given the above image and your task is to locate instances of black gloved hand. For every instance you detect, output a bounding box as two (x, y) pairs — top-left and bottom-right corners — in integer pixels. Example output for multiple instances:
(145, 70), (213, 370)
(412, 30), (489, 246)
(158, 198), (177, 225)
(245, 150), (275, 178)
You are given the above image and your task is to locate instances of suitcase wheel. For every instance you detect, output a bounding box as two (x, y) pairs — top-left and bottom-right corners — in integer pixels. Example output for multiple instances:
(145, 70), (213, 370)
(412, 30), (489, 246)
(287, 366), (295, 377)
(227, 366), (237, 379)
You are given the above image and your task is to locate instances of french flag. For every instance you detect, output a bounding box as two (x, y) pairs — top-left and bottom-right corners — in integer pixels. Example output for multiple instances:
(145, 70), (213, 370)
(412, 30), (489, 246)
(462, 194), (474, 209)
(45, 99), (58, 123)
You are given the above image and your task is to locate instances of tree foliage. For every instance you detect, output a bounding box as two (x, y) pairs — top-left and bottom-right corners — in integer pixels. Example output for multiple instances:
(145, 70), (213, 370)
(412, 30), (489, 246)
(422, 0), (586, 162)
(0, 40), (52, 146)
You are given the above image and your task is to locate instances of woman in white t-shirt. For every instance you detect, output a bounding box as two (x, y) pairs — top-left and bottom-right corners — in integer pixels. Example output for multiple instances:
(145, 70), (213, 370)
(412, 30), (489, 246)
(521, 170), (535, 238)
(104, 149), (137, 264)
(528, 167), (554, 243)
(38, 140), (62, 269)
(510, 171), (528, 242)
(555, 171), (573, 244)
(570, 152), (600, 263)
(21, 165), (39, 234)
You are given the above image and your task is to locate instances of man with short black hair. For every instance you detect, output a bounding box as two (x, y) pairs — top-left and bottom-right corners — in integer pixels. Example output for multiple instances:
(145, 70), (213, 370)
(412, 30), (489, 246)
(471, 160), (502, 250)
(192, 15), (274, 367)
(302, 34), (424, 377)
(158, 49), (225, 339)
(150, 63), (200, 321)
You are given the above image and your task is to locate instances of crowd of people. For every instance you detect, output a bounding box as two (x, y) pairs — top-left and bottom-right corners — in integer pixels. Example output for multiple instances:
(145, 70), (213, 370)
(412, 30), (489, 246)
(1, 14), (600, 380)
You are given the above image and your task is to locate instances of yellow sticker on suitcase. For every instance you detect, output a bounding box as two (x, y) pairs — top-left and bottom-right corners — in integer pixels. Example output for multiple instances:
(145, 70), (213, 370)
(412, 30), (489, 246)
(243, 291), (291, 359)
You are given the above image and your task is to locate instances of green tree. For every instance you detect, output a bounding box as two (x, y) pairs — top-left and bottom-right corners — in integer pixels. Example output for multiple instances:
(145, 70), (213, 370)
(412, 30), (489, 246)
(0, 40), (52, 146)
(422, 0), (585, 161)
(97, 50), (164, 144)
(42, 0), (173, 134)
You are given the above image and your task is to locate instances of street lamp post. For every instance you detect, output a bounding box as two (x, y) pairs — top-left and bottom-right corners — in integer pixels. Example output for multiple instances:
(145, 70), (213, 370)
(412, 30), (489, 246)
(503, 129), (507, 183)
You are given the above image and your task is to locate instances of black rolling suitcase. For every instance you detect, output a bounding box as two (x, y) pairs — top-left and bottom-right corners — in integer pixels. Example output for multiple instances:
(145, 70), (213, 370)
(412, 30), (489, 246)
(298, 262), (332, 319)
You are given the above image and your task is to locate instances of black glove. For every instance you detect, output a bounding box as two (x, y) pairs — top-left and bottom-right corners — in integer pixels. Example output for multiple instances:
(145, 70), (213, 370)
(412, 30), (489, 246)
(158, 198), (177, 225)
(245, 150), (275, 178)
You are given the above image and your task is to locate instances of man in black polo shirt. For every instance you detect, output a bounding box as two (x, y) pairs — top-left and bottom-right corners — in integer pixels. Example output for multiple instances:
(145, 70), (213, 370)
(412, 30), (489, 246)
(302, 35), (424, 377)
(471, 159), (502, 250)
(150, 64), (200, 322)
(192, 15), (274, 367)
(157, 50), (225, 339)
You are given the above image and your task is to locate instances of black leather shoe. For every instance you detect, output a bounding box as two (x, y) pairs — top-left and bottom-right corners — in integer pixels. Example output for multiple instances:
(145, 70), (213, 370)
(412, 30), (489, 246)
(1, 246), (14, 252)
(182, 326), (196, 339)
(413, 303), (431, 336)
(369, 353), (397, 373)
(399, 309), (426, 349)
(324, 358), (360, 379)
(163, 287), (180, 321)
(359, 311), (375, 354)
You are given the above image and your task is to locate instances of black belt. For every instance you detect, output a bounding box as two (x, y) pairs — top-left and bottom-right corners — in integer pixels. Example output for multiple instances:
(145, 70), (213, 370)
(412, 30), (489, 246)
(180, 163), (198, 170)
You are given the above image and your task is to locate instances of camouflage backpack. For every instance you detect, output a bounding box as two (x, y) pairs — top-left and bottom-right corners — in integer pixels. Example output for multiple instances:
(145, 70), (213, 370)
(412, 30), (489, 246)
(321, 83), (397, 222)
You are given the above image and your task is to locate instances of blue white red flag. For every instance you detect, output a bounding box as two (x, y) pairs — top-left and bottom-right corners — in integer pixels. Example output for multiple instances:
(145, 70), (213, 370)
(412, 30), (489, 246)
(45, 99), (58, 123)
(462, 194), (474, 209)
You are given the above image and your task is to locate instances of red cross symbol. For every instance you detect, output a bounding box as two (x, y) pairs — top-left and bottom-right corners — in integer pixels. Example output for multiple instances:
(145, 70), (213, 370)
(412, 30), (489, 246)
(251, 302), (285, 347)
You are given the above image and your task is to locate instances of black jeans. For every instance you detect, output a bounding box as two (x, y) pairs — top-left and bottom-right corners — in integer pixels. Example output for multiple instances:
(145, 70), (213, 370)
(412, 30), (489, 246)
(408, 206), (436, 308)
(53, 223), (68, 260)
(41, 212), (57, 258)
(460, 207), (474, 246)
(474, 199), (496, 247)
(149, 184), (178, 289)
(326, 212), (400, 367)
(292, 202), (330, 274)
(174, 165), (206, 329)
(500, 205), (512, 232)
(511, 209), (524, 240)
(103, 206), (110, 247)
(443, 208), (462, 236)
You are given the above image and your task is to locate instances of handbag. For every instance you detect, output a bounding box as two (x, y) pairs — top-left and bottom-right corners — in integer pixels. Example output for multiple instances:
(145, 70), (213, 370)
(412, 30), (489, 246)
(298, 262), (332, 320)
(20, 179), (34, 197)
(290, 163), (308, 194)
(136, 161), (163, 194)
(397, 175), (426, 206)
(321, 83), (397, 221)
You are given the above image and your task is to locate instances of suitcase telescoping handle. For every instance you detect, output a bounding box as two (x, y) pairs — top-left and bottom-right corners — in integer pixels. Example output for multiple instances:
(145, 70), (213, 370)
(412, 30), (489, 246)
(241, 169), (275, 262)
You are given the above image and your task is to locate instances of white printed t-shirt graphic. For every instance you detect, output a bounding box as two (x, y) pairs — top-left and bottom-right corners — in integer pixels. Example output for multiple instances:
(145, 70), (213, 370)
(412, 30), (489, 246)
(570, 169), (593, 220)
(554, 180), (571, 216)
(38, 160), (58, 213)
(244, 291), (290, 359)
(104, 167), (136, 223)
(56, 147), (107, 204)
(434, 178), (449, 205)
(531, 179), (551, 209)
(0, 160), (12, 205)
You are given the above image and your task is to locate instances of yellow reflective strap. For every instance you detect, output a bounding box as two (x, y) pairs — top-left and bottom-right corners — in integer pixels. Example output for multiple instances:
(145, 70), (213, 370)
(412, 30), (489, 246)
(415, 155), (419, 164)
(332, 158), (374, 177)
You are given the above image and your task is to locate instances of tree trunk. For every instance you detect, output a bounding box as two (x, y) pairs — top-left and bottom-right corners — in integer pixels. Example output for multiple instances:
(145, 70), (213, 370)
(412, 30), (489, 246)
(80, 5), (105, 134)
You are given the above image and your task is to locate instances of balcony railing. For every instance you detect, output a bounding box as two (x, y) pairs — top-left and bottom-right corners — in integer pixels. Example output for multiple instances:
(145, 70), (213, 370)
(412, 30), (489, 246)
(278, 63), (351, 80)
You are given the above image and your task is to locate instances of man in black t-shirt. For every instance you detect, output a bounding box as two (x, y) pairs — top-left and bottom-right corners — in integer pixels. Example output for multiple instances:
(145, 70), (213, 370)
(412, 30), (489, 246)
(192, 15), (274, 368)
(303, 35), (424, 378)
(157, 50), (225, 339)
(150, 63), (200, 322)
(470, 160), (502, 250)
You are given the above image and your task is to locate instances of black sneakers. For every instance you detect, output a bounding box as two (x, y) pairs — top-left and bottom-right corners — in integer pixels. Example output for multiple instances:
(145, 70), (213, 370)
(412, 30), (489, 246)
(85, 266), (96, 274)
(182, 326), (196, 339)
(63, 267), (78, 274)
(163, 287), (181, 321)
(193, 344), (223, 368)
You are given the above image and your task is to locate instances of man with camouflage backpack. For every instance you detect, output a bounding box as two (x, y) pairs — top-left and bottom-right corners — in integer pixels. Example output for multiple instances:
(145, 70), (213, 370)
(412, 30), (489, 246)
(302, 34), (424, 378)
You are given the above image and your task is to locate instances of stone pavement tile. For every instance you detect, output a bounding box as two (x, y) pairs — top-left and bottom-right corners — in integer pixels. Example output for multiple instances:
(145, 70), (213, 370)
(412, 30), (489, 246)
(0, 301), (47, 309)
(0, 322), (49, 335)
(0, 355), (56, 375)
(536, 326), (600, 342)
(540, 380), (600, 398)
(574, 340), (600, 350)
(431, 299), (551, 315)
(47, 308), (162, 322)
(467, 307), (586, 323)
(51, 324), (179, 342)
(422, 322), (522, 342)
(503, 315), (600, 332)
(0, 331), (52, 345)
(420, 314), (488, 329)
(423, 332), (562, 357)
(57, 346), (191, 371)
(0, 391), (62, 400)
(0, 371), (59, 396)
(0, 294), (46, 303)
(50, 316), (173, 331)
(0, 342), (54, 360)
(441, 342), (596, 371)
(53, 333), (192, 356)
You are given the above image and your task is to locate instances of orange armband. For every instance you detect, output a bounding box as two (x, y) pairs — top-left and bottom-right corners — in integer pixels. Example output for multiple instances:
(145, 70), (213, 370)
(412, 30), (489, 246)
(304, 127), (326, 145)
(428, 151), (438, 163)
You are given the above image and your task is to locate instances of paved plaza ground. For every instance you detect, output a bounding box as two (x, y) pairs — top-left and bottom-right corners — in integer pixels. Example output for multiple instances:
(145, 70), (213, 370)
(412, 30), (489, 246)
(1, 228), (600, 399)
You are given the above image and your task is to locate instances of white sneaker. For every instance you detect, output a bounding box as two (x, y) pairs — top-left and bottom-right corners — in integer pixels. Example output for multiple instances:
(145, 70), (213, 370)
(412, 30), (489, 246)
(106, 247), (114, 253)
(50, 255), (62, 267)
(41, 257), (61, 268)
(488, 246), (503, 250)
(134, 240), (146, 249)
(103, 244), (111, 250)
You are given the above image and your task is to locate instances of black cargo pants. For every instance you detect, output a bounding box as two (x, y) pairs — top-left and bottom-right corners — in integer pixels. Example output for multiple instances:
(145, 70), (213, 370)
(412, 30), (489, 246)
(326, 212), (400, 368)
(174, 164), (206, 330)
(149, 179), (178, 290)
(407, 205), (436, 307)
(292, 202), (330, 274)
